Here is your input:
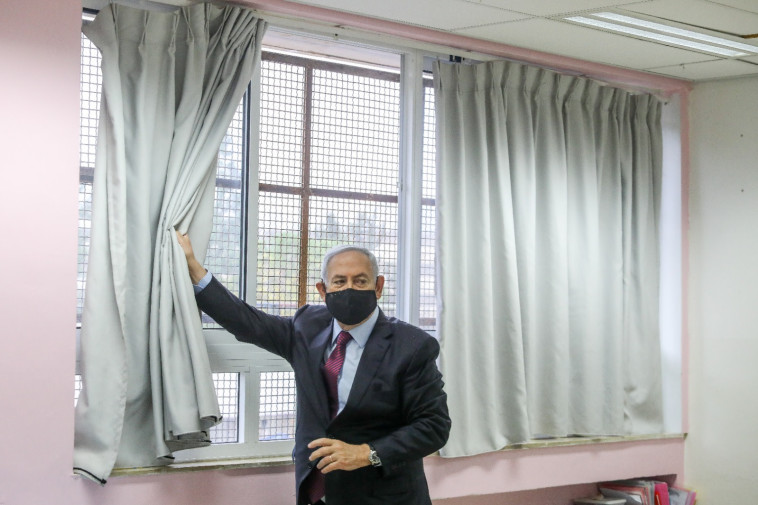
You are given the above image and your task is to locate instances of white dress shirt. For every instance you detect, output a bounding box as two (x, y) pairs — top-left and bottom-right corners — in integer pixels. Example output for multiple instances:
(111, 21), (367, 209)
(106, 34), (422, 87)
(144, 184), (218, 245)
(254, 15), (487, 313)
(325, 307), (379, 415)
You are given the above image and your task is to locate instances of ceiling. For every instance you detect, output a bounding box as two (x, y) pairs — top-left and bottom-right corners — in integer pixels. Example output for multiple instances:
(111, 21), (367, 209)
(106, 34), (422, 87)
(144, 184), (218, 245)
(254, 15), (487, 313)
(274, 0), (758, 81)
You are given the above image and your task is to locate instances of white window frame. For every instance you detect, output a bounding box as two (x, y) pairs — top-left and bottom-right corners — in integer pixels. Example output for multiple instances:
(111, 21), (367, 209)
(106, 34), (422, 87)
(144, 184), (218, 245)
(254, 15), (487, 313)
(75, 19), (438, 464)
(76, 12), (684, 469)
(173, 33), (434, 463)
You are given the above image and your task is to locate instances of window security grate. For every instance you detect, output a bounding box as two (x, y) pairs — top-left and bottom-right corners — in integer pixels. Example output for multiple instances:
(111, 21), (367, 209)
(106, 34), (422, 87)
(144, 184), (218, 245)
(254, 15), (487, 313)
(77, 33), (101, 325)
(258, 371), (296, 441)
(256, 53), (400, 318)
(210, 372), (240, 444)
(203, 100), (246, 327)
(420, 82), (437, 331)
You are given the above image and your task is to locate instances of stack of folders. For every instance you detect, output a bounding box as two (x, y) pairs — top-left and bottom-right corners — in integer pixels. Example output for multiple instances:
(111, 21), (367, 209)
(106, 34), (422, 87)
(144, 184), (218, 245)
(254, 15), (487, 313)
(589, 479), (696, 505)
(573, 498), (626, 505)
(668, 486), (697, 505)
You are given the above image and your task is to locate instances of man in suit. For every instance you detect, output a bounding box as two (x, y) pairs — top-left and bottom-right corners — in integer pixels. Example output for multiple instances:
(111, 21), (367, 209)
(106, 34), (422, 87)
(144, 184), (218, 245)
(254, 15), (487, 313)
(176, 232), (451, 505)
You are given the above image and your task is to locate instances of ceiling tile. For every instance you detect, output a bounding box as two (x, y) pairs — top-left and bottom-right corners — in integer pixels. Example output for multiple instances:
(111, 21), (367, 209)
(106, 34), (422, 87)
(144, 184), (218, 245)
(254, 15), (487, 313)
(462, 0), (644, 17)
(646, 58), (758, 80)
(285, 0), (529, 30)
(622, 0), (758, 37)
(455, 18), (709, 69)
(705, 0), (758, 16)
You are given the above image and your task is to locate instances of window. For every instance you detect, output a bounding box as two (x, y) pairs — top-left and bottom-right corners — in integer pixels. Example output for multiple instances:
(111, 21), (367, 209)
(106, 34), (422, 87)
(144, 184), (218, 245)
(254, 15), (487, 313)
(256, 52), (401, 316)
(77, 27), (437, 462)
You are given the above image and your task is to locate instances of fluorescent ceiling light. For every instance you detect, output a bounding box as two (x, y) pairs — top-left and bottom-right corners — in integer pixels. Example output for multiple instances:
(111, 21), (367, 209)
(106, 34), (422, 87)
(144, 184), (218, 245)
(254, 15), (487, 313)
(566, 15), (751, 57)
(594, 12), (758, 54)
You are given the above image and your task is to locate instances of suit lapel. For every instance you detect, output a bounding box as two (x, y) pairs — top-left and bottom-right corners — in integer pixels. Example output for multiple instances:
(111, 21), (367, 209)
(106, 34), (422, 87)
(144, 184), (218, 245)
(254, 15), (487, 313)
(307, 323), (332, 423)
(340, 312), (393, 415)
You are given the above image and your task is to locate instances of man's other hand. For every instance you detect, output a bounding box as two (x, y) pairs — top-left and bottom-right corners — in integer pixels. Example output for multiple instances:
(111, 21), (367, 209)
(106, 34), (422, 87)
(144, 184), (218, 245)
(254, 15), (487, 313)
(307, 438), (371, 473)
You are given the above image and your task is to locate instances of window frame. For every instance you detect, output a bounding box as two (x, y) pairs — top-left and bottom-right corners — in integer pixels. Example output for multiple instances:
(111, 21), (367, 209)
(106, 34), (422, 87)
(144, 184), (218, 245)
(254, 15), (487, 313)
(254, 51), (404, 310)
(76, 21), (437, 464)
(74, 13), (685, 471)
(173, 44), (434, 462)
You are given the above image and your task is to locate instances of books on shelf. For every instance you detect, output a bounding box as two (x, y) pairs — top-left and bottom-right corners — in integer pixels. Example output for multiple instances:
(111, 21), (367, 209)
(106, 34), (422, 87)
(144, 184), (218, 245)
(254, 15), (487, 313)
(573, 497), (627, 505)
(599, 484), (647, 505)
(589, 478), (696, 505)
(669, 486), (697, 505)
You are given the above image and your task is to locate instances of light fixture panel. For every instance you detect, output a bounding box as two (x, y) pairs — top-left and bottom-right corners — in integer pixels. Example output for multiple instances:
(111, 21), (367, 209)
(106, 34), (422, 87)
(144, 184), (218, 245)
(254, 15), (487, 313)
(564, 10), (758, 58)
(593, 12), (758, 53)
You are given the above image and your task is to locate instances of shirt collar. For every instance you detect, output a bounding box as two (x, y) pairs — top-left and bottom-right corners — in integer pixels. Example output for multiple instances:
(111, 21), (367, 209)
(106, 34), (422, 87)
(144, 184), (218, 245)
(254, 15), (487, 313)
(330, 307), (379, 349)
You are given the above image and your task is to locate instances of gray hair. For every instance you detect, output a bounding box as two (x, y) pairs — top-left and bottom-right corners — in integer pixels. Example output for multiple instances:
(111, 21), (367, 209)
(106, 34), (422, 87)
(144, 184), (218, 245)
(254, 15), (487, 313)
(320, 245), (380, 286)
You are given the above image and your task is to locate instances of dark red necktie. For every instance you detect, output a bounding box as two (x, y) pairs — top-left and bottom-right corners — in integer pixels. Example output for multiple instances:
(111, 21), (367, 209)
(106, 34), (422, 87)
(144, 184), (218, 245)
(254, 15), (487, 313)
(323, 330), (352, 419)
(305, 331), (353, 504)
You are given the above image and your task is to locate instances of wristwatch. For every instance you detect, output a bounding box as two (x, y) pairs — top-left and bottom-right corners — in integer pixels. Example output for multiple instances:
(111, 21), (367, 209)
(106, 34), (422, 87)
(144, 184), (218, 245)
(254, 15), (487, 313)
(368, 445), (382, 467)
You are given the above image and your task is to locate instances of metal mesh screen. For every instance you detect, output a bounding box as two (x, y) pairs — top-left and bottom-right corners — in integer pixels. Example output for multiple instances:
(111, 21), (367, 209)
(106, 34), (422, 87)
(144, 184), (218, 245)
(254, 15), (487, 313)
(202, 99), (246, 327)
(257, 192), (302, 315)
(420, 82), (437, 331)
(306, 197), (398, 315)
(258, 371), (296, 441)
(310, 69), (400, 195)
(77, 183), (93, 325)
(77, 33), (101, 324)
(256, 53), (400, 317)
(259, 59), (305, 187)
(75, 374), (83, 407)
(209, 372), (240, 444)
(80, 33), (101, 171)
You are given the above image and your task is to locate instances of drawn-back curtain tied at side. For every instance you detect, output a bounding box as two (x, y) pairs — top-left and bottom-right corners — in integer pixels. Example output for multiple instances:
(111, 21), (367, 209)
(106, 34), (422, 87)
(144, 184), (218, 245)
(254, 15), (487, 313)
(73, 3), (267, 483)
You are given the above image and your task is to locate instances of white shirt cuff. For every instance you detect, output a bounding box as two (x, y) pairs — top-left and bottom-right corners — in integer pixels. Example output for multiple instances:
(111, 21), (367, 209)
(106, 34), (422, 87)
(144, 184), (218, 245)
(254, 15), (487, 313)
(193, 270), (212, 294)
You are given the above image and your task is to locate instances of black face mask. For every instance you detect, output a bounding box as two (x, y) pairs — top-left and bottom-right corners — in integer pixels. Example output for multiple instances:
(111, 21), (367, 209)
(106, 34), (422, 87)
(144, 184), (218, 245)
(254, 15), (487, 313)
(325, 288), (378, 326)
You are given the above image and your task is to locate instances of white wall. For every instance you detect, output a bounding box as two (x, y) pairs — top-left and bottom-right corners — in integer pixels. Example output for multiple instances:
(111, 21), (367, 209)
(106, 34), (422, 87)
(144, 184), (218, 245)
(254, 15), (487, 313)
(687, 75), (758, 504)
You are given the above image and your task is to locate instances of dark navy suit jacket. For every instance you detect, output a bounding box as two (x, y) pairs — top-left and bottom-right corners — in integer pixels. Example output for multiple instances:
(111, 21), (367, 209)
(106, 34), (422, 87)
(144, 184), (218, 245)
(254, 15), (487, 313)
(196, 277), (451, 505)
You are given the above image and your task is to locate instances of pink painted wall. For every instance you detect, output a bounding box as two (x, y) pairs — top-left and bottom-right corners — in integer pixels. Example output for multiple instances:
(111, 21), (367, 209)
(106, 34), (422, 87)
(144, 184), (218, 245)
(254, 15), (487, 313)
(0, 0), (84, 503)
(0, 1), (685, 504)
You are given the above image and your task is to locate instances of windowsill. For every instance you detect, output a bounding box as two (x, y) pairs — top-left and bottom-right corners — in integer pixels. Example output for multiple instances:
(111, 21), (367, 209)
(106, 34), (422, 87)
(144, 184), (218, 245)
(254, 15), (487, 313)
(111, 454), (294, 477)
(500, 432), (686, 451)
(109, 432), (686, 478)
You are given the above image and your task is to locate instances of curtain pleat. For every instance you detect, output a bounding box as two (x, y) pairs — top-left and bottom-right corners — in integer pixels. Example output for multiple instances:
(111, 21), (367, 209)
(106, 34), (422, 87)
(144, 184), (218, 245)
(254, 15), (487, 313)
(435, 60), (663, 458)
(73, 4), (266, 481)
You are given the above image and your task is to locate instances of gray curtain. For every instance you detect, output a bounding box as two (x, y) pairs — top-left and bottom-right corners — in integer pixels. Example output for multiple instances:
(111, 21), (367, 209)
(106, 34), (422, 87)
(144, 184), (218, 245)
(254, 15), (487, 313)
(434, 60), (663, 458)
(74, 4), (266, 481)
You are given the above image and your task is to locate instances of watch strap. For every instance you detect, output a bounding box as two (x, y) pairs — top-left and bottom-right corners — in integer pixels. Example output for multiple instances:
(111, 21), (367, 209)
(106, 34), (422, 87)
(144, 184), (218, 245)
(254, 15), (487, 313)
(368, 444), (382, 467)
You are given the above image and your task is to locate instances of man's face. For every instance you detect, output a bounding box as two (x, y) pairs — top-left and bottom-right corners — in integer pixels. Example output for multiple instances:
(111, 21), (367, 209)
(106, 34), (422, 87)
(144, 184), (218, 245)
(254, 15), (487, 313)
(316, 250), (384, 301)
